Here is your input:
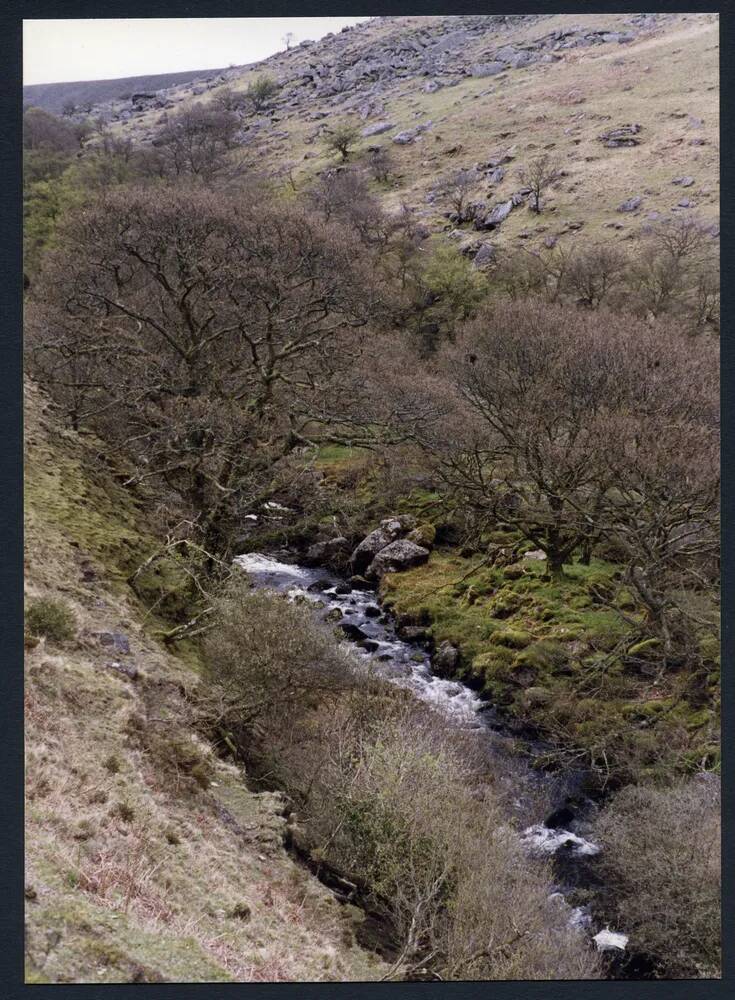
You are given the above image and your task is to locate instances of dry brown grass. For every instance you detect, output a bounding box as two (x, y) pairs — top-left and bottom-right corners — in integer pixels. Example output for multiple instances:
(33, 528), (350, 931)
(24, 379), (387, 984)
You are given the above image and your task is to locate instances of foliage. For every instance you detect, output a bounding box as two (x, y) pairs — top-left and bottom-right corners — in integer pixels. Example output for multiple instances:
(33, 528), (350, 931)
(245, 74), (280, 111)
(323, 120), (361, 162)
(25, 597), (77, 642)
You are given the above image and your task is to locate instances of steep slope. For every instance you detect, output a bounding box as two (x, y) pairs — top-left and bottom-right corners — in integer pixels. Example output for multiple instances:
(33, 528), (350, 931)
(91, 12), (718, 246)
(24, 379), (387, 983)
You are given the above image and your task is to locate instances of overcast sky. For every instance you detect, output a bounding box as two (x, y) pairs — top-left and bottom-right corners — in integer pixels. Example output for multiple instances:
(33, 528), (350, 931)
(23, 17), (370, 86)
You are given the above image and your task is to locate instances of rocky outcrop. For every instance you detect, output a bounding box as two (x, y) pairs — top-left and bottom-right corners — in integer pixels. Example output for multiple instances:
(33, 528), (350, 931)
(350, 515), (431, 578)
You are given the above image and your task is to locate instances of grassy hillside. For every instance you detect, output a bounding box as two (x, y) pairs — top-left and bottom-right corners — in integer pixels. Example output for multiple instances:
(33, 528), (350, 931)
(99, 12), (718, 249)
(24, 379), (387, 983)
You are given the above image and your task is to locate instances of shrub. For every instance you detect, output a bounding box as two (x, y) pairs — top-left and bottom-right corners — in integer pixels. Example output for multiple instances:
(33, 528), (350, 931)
(202, 580), (356, 747)
(245, 73), (279, 111)
(25, 597), (76, 643)
(594, 776), (721, 977)
(322, 120), (360, 161)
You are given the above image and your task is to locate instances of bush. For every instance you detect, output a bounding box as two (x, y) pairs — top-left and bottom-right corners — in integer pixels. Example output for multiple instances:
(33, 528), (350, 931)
(202, 580), (356, 746)
(25, 597), (76, 643)
(202, 585), (599, 980)
(594, 776), (720, 977)
(322, 120), (360, 161)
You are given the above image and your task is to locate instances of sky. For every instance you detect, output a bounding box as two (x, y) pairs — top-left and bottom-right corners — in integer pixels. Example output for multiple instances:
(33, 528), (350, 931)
(23, 17), (370, 86)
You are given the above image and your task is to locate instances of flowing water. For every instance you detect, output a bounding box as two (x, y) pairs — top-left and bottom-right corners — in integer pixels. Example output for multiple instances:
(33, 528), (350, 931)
(233, 550), (631, 962)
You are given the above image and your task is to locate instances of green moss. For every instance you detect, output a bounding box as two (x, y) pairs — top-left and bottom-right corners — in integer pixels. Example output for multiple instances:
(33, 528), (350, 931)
(514, 639), (567, 671)
(627, 638), (662, 657)
(407, 522), (436, 548)
(492, 628), (534, 649)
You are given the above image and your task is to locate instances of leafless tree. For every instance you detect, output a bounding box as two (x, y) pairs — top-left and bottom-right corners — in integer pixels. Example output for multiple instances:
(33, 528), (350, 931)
(26, 185), (382, 553)
(516, 153), (562, 213)
(442, 168), (478, 218)
(146, 103), (241, 181)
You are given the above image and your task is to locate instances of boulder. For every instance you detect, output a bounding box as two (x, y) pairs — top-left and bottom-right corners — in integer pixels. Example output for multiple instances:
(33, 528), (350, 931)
(599, 123), (642, 148)
(471, 62), (506, 77)
(304, 536), (350, 567)
(473, 243), (496, 268)
(361, 121), (394, 137)
(366, 539), (430, 579)
(392, 130), (416, 144)
(479, 199), (514, 229)
(350, 528), (394, 574)
(618, 196), (643, 212)
(338, 622), (368, 641)
(432, 641), (460, 678)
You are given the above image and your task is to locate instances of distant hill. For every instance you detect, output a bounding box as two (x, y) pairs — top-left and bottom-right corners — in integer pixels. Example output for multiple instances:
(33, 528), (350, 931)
(23, 67), (230, 114)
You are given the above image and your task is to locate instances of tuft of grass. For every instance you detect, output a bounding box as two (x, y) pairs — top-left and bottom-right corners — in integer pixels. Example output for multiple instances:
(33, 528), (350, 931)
(26, 597), (76, 643)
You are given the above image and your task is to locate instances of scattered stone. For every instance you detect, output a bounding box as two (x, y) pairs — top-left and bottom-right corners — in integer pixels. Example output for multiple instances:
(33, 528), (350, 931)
(358, 638), (380, 653)
(361, 121), (394, 137)
(105, 661), (139, 681)
(364, 605), (382, 618)
(617, 196), (643, 212)
(473, 243), (496, 267)
(598, 123), (641, 147)
(392, 130), (415, 144)
(338, 622), (368, 641)
(523, 549), (547, 561)
(471, 62), (506, 77)
(397, 625), (430, 643)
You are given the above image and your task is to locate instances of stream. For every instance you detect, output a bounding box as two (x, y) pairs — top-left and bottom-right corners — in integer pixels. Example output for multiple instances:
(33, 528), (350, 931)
(234, 550), (637, 973)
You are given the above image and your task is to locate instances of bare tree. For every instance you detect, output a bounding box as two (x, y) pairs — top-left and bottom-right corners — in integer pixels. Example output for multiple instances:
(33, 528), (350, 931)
(564, 241), (629, 308)
(368, 145), (395, 184)
(628, 214), (719, 329)
(516, 153), (562, 213)
(426, 298), (718, 585)
(146, 103), (241, 181)
(26, 185), (381, 553)
(442, 168), (478, 219)
(282, 31), (296, 50)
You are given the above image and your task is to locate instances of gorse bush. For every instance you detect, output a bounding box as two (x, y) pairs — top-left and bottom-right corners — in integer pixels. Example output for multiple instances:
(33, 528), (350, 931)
(594, 776), (721, 978)
(25, 597), (76, 643)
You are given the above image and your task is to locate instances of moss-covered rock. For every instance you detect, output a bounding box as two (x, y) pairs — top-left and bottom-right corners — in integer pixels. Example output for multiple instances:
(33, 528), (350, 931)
(492, 628), (534, 649)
